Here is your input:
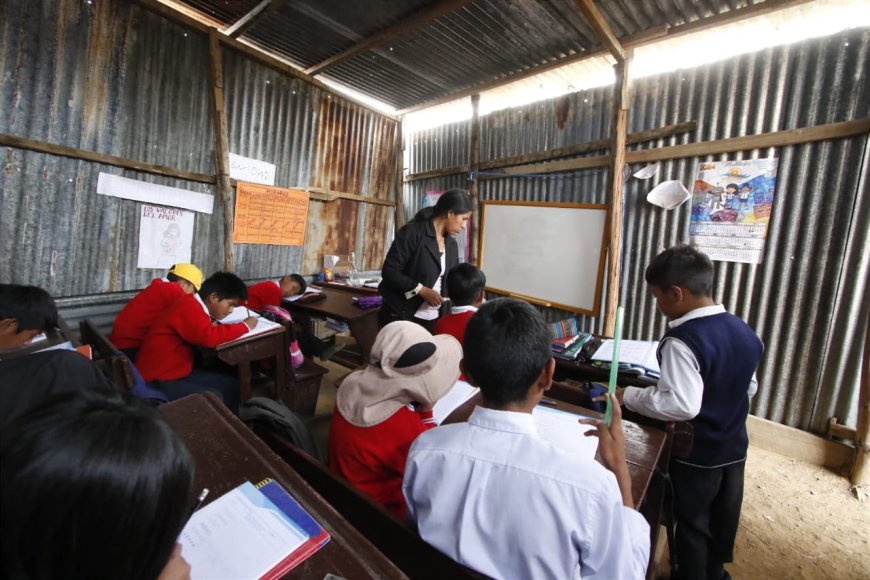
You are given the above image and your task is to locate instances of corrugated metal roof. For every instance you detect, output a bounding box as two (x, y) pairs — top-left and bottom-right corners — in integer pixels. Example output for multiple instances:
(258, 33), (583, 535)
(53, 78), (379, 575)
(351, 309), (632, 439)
(170, 0), (771, 110)
(403, 28), (870, 434)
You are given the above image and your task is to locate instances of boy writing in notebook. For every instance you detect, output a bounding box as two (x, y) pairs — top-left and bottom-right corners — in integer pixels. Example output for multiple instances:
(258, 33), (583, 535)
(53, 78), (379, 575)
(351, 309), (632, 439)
(404, 298), (649, 579)
(432, 263), (485, 345)
(616, 245), (763, 580)
(110, 263), (203, 359)
(135, 272), (256, 412)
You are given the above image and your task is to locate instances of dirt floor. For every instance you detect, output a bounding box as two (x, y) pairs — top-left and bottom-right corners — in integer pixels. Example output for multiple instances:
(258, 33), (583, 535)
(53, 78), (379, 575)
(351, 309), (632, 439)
(310, 353), (870, 579)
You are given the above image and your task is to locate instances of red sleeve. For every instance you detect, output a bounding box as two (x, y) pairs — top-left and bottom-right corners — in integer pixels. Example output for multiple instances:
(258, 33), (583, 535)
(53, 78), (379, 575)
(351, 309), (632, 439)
(172, 302), (248, 348)
(246, 281), (282, 310)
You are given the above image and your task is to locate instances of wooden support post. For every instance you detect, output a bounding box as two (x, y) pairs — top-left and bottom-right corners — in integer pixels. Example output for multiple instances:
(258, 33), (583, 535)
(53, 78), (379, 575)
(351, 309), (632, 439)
(603, 56), (631, 336)
(469, 94), (481, 265)
(208, 30), (235, 271)
(394, 118), (407, 230)
(853, 313), (870, 484)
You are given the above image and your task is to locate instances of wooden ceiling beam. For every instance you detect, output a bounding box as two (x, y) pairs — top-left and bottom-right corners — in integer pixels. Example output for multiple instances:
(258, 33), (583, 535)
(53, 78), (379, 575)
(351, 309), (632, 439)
(397, 0), (813, 114)
(304, 0), (475, 76)
(573, 0), (625, 62)
(224, 0), (288, 39)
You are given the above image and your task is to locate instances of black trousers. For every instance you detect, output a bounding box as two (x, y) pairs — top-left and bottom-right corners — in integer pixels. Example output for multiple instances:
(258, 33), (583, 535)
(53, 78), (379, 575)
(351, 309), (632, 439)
(671, 459), (746, 580)
(378, 305), (436, 333)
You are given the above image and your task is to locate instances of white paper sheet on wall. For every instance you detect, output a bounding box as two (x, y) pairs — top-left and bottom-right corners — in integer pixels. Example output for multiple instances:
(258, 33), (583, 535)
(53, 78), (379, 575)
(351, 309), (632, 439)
(137, 204), (194, 269)
(229, 153), (276, 185)
(97, 172), (214, 214)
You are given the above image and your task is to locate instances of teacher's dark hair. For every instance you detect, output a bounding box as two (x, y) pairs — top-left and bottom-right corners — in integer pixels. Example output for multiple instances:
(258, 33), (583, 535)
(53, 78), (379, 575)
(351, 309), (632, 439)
(1, 390), (195, 580)
(463, 298), (552, 405)
(412, 189), (473, 222)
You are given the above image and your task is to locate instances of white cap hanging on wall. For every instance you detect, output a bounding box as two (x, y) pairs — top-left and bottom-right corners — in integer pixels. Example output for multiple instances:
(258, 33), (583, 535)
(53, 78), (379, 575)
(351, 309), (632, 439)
(646, 180), (691, 210)
(632, 164), (658, 180)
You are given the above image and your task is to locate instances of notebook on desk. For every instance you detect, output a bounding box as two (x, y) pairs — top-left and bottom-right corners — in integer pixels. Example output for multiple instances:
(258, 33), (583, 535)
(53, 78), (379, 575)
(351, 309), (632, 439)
(217, 308), (282, 342)
(590, 339), (661, 377)
(179, 479), (330, 580)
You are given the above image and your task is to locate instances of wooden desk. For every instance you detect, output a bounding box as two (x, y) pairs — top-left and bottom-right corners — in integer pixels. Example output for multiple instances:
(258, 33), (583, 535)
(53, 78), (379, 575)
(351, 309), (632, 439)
(215, 326), (287, 402)
(284, 288), (380, 366)
(159, 394), (406, 579)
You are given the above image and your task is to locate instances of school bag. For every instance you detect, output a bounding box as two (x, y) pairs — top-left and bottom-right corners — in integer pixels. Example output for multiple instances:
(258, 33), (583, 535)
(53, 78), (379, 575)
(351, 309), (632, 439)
(261, 305), (305, 369)
(238, 396), (324, 463)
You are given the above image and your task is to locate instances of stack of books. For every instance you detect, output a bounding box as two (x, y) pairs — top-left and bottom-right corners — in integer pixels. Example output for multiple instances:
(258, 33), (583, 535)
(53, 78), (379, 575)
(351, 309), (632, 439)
(551, 332), (592, 360)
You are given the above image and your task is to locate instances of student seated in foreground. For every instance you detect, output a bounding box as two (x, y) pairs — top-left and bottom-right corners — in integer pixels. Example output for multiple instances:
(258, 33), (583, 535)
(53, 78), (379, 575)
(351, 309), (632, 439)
(110, 263), (204, 359)
(135, 272), (256, 412)
(329, 321), (461, 518)
(0, 284), (112, 427)
(1, 390), (194, 580)
(432, 262), (486, 345)
(403, 298), (650, 579)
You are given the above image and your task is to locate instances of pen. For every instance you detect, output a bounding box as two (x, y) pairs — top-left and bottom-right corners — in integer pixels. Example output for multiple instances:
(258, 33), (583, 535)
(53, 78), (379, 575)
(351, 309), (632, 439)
(539, 398), (558, 407)
(190, 488), (209, 516)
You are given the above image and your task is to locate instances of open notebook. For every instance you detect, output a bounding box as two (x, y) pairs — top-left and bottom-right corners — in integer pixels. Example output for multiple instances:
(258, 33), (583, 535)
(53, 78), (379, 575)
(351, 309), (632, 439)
(179, 479), (330, 580)
(217, 307), (282, 341)
(433, 381), (599, 459)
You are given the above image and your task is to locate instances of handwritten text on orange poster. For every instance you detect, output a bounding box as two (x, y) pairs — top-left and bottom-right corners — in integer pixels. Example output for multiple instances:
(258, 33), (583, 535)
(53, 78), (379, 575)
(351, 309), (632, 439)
(233, 183), (309, 246)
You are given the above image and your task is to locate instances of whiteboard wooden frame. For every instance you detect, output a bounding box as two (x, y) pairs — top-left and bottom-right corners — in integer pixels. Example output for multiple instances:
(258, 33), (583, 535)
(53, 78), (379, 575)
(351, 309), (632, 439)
(478, 201), (608, 316)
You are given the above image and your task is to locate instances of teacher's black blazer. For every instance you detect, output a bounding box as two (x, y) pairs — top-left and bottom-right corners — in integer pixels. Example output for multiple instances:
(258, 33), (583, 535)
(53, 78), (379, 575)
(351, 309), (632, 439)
(378, 219), (459, 320)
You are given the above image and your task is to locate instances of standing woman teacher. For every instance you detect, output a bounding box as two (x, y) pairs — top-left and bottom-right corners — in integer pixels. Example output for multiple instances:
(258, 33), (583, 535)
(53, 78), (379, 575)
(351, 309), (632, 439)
(378, 189), (473, 330)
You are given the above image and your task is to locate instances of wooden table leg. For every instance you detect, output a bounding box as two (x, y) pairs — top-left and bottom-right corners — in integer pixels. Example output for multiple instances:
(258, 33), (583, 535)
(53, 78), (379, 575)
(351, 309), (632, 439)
(348, 311), (379, 364)
(237, 361), (252, 402)
(274, 328), (288, 399)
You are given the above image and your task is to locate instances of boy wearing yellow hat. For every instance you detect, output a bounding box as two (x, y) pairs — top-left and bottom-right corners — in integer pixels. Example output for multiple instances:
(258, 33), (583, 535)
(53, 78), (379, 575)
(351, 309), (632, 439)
(110, 263), (203, 359)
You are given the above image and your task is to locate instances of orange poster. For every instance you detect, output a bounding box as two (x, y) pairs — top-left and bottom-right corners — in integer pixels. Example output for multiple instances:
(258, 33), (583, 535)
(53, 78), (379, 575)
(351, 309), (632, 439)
(233, 182), (310, 246)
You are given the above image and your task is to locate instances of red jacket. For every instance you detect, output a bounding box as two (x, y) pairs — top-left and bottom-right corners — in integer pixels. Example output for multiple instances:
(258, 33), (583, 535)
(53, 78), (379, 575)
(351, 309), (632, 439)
(110, 279), (187, 350)
(243, 280), (282, 311)
(135, 294), (248, 382)
(433, 310), (475, 346)
(328, 405), (434, 518)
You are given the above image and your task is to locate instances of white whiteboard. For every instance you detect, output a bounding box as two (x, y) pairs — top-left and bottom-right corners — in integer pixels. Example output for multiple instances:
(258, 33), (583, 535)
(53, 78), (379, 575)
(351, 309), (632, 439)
(479, 202), (608, 315)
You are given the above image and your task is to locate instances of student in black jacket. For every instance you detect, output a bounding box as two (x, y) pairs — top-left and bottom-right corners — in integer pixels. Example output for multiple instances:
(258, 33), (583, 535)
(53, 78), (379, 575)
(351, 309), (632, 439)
(378, 189), (473, 331)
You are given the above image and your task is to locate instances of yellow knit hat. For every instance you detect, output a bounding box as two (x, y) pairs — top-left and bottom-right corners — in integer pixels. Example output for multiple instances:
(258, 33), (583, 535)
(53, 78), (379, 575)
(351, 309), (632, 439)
(169, 263), (203, 291)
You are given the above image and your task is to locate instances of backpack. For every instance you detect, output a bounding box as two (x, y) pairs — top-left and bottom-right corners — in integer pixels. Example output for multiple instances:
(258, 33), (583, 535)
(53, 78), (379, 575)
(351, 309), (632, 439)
(261, 305), (305, 369)
(239, 397), (324, 463)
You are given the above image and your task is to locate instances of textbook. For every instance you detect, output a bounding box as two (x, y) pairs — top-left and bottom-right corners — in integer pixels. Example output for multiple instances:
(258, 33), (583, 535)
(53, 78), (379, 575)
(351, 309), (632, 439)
(590, 339), (661, 376)
(552, 333), (592, 359)
(179, 479), (330, 580)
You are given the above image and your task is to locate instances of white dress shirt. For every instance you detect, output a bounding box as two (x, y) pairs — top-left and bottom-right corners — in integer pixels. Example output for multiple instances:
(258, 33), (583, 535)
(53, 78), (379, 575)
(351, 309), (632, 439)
(623, 305), (758, 421)
(403, 407), (650, 579)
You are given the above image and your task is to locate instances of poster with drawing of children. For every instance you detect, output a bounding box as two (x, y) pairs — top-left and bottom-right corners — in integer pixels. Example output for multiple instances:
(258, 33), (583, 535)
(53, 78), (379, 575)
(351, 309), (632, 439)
(137, 204), (195, 269)
(689, 158), (778, 264)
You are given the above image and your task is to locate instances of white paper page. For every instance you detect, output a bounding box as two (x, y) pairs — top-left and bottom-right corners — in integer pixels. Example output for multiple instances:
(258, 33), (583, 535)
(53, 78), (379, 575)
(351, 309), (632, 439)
(180, 482), (307, 580)
(591, 339), (660, 373)
(96, 172), (214, 214)
(283, 286), (323, 302)
(229, 153), (276, 186)
(221, 306), (260, 324)
(433, 380), (479, 425)
(532, 405), (599, 459)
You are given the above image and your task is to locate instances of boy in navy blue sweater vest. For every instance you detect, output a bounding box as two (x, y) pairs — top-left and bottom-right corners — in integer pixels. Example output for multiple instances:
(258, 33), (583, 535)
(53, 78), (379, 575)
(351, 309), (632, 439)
(616, 246), (763, 580)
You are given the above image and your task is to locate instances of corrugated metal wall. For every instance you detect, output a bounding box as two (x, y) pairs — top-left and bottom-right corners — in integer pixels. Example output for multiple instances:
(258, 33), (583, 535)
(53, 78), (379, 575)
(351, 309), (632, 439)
(1, 0), (397, 298)
(404, 28), (870, 433)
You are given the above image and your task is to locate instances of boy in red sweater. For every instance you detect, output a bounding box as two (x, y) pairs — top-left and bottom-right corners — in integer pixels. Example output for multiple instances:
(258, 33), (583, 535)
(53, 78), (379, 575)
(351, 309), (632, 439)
(135, 272), (256, 412)
(243, 274), (306, 310)
(433, 263), (486, 346)
(110, 263), (203, 359)
(328, 321), (461, 518)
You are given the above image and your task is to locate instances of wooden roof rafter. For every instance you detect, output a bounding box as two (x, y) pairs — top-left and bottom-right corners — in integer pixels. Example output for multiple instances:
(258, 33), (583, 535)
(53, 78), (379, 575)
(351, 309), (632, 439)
(224, 0), (289, 39)
(573, 0), (625, 62)
(304, 0), (476, 76)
